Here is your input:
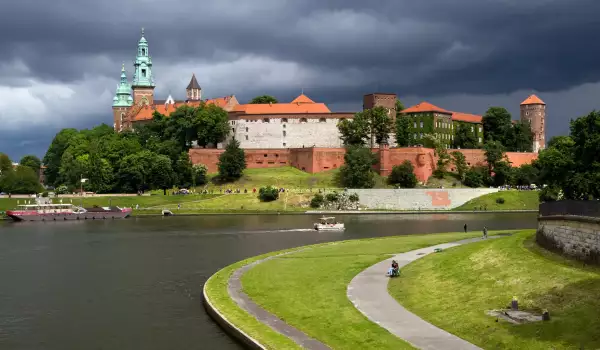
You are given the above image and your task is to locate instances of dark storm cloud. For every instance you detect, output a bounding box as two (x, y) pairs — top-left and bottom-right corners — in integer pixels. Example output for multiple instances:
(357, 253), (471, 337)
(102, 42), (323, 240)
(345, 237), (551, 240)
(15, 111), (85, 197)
(2, 0), (600, 159)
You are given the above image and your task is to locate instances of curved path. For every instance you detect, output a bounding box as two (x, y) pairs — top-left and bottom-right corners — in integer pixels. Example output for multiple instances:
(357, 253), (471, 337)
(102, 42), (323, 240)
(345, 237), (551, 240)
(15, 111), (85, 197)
(227, 252), (330, 350)
(347, 236), (505, 350)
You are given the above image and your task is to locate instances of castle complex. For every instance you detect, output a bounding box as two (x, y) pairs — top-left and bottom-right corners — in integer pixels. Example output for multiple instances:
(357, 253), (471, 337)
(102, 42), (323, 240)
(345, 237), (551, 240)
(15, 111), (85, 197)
(112, 29), (545, 180)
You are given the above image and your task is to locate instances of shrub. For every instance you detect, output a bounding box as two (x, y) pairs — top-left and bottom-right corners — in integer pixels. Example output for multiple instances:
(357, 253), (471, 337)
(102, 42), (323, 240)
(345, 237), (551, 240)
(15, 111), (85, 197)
(388, 161), (417, 188)
(325, 192), (339, 202)
(56, 185), (69, 195)
(495, 197), (505, 204)
(310, 193), (324, 208)
(258, 186), (279, 202)
(192, 164), (208, 186)
(349, 193), (359, 202)
(42, 191), (49, 198)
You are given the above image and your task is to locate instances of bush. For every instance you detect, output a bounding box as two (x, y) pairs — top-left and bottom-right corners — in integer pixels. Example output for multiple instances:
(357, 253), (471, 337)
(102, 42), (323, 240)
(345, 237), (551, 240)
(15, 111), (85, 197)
(349, 193), (359, 202)
(539, 186), (562, 202)
(464, 166), (491, 188)
(192, 164), (208, 186)
(325, 192), (339, 202)
(310, 193), (324, 208)
(495, 197), (505, 204)
(388, 160), (417, 188)
(217, 139), (247, 182)
(258, 186), (279, 202)
(42, 191), (49, 198)
(56, 185), (69, 195)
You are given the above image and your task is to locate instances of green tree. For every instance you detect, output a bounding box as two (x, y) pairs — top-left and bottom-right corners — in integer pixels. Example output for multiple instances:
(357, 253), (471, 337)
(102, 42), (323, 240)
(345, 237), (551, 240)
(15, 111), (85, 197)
(453, 123), (478, 149)
(115, 150), (157, 193)
(338, 107), (393, 147)
(258, 186), (279, 202)
(338, 146), (377, 188)
(150, 155), (175, 195)
(0, 153), (12, 174)
(505, 120), (533, 152)
(425, 135), (451, 179)
(388, 161), (418, 188)
(338, 116), (369, 146)
(192, 164), (208, 187)
(0, 165), (43, 194)
(249, 95), (278, 104)
(196, 104), (230, 148)
(492, 160), (513, 187)
(175, 152), (194, 187)
(482, 107), (512, 144)
(395, 99), (405, 114)
(451, 151), (468, 183)
(19, 155), (42, 175)
(395, 116), (411, 147)
(483, 140), (506, 176)
(513, 164), (539, 186)
(43, 128), (78, 186)
(218, 139), (247, 182)
(369, 107), (393, 146)
(464, 166), (491, 188)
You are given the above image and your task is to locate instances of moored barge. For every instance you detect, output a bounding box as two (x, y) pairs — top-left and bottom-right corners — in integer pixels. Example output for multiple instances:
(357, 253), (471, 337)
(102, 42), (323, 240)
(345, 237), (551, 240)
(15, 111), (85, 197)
(6, 203), (132, 222)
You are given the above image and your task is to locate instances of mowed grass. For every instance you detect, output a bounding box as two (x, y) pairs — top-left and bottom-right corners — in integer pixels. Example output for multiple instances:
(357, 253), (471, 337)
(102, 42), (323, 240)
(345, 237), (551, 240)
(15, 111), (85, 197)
(205, 167), (342, 190)
(453, 190), (539, 211)
(390, 230), (600, 349)
(159, 192), (312, 212)
(239, 230), (518, 349)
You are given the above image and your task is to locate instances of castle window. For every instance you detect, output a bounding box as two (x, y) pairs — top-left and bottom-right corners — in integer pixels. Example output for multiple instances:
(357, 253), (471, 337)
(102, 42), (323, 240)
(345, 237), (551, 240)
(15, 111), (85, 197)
(264, 154), (268, 157)
(471, 126), (474, 132)
(263, 118), (270, 123)
(478, 127), (482, 133)
(300, 118), (307, 123)
(413, 122), (417, 128)
(420, 133), (423, 138)
(141, 69), (146, 77)
(479, 137), (482, 143)
(246, 127), (249, 132)
(283, 124), (286, 128)
(283, 131), (287, 137)
(231, 128), (235, 134)
(142, 48), (146, 56)
(282, 118), (288, 123)
(414, 133), (417, 139)
(319, 118), (326, 123)
(245, 135), (248, 140)
(420, 121), (423, 128)
(283, 142), (287, 147)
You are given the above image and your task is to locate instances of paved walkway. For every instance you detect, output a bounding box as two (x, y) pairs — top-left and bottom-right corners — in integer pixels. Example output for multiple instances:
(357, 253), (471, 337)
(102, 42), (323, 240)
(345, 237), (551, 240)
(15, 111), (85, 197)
(228, 252), (330, 350)
(347, 236), (506, 350)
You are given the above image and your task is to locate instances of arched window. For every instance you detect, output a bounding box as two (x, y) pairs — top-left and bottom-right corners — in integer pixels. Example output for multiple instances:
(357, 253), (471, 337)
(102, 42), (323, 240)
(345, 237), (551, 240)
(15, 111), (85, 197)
(283, 131), (287, 137)
(300, 118), (307, 123)
(281, 118), (288, 123)
(142, 48), (146, 56)
(319, 118), (326, 123)
(263, 118), (270, 123)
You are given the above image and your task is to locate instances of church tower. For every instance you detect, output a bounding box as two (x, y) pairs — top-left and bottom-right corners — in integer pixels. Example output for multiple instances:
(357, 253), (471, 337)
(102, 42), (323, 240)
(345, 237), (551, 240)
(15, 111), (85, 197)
(520, 94), (546, 153)
(131, 28), (155, 105)
(186, 74), (202, 101)
(112, 64), (133, 131)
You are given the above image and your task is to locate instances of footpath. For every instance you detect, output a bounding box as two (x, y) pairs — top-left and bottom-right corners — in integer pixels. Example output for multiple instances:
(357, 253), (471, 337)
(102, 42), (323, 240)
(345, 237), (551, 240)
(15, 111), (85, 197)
(347, 236), (506, 350)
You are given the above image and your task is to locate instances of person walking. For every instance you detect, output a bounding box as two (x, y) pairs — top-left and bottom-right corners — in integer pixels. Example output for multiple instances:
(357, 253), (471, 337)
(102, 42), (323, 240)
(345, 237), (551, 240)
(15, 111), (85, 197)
(482, 226), (488, 239)
(464, 224), (468, 233)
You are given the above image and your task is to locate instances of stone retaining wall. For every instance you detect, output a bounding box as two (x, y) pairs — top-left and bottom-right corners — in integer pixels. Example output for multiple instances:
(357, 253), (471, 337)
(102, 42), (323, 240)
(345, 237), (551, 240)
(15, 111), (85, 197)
(537, 216), (600, 263)
(347, 188), (499, 210)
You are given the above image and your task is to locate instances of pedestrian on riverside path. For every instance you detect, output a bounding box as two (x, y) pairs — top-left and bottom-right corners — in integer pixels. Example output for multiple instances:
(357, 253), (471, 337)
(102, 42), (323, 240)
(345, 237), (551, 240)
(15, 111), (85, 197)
(464, 224), (467, 233)
(482, 226), (488, 239)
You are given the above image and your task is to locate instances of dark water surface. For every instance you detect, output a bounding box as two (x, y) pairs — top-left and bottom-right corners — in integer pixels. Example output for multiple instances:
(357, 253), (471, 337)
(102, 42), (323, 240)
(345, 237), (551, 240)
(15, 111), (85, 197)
(0, 213), (536, 349)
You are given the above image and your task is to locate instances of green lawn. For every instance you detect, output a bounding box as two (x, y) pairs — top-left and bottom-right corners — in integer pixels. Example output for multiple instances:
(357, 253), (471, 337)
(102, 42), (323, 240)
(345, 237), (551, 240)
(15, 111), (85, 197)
(233, 230), (517, 349)
(453, 190), (539, 211)
(204, 167), (342, 190)
(390, 230), (600, 349)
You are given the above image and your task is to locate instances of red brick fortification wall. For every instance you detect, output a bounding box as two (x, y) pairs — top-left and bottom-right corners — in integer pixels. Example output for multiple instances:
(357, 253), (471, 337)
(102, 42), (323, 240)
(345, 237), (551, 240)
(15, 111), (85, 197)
(189, 147), (537, 182)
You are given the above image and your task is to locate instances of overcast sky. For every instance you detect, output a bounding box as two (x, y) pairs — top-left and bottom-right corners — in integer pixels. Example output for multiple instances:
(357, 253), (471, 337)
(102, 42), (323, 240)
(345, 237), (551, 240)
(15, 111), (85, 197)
(2, 0), (600, 161)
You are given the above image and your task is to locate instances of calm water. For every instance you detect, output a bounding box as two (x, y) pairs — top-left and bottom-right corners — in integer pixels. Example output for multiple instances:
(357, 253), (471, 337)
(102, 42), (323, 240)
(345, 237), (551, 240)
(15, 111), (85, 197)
(0, 213), (536, 349)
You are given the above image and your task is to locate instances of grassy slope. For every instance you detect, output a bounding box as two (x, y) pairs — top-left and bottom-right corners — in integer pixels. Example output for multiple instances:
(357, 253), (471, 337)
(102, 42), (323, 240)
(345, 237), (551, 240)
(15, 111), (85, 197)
(453, 190), (539, 211)
(239, 230), (518, 349)
(389, 231), (600, 349)
(203, 167), (343, 190)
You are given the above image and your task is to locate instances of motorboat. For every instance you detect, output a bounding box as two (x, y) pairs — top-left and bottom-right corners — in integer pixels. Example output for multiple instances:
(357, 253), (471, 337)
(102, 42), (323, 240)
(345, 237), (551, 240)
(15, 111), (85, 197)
(313, 216), (345, 231)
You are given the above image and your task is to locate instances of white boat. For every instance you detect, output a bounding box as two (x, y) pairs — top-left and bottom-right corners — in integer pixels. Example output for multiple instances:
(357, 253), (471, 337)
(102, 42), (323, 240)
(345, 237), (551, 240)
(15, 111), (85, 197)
(314, 217), (345, 231)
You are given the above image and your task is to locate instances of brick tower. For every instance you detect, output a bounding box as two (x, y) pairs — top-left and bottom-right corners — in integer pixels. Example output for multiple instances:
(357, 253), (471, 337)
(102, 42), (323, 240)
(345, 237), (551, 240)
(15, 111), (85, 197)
(131, 28), (155, 106)
(520, 94), (546, 153)
(363, 93), (398, 121)
(112, 64), (133, 131)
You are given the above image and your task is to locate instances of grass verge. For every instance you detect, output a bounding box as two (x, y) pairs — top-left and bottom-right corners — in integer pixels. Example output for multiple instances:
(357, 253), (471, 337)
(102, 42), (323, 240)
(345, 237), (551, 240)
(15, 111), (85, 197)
(233, 230), (517, 349)
(453, 190), (539, 211)
(389, 230), (600, 349)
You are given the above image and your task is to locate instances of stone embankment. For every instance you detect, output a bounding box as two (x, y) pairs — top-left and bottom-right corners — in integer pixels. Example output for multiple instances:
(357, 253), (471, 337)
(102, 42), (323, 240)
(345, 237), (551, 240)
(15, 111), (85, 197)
(348, 188), (498, 210)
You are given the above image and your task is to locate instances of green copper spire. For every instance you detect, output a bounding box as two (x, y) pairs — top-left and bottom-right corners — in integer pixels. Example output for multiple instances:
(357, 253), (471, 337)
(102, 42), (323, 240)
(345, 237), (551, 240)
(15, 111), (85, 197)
(113, 63), (133, 107)
(132, 27), (155, 88)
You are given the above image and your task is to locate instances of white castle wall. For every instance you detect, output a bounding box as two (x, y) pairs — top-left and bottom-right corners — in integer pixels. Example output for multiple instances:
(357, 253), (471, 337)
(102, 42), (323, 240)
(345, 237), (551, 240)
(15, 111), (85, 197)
(227, 117), (345, 149)
(348, 188), (499, 210)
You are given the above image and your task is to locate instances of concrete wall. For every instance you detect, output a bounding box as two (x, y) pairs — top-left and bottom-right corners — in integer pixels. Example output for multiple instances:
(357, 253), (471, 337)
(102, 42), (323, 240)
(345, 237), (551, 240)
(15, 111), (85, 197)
(347, 188), (499, 210)
(537, 216), (600, 262)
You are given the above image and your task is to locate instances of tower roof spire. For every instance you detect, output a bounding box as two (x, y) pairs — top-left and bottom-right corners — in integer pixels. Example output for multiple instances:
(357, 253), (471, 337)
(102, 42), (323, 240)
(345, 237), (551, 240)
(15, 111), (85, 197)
(187, 73), (201, 90)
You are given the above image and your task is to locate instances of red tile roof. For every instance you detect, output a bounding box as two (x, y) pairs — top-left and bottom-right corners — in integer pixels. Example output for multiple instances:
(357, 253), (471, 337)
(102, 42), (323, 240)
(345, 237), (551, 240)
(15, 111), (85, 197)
(451, 112), (482, 123)
(291, 93), (316, 104)
(401, 101), (452, 114)
(521, 94), (545, 105)
(233, 94), (330, 114)
(131, 96), (237, 121)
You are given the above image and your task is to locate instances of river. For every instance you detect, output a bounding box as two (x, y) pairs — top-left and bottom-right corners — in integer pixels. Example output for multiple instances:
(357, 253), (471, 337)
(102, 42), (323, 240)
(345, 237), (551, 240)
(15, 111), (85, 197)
(0, 213), (536, 349)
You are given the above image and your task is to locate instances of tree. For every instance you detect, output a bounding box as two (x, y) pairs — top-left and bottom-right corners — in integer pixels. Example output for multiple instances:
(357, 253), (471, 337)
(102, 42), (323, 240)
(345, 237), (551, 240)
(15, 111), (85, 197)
(506, 120), (533, 152)
(483, 140), (506, 176)
(338, 107), (393, 147)
(19, 155), (42, 175)
(464, 166), (491, 188)
(453, 123), (478, 149)
(150, 155), (175, 195)
(395, 116), (411, 147)
(492, 160), (513, 187)
(0, 165), (43, 194)
(388, 161), (418, 188)
(425, 135), (451, 179)
(451, 151), (468, 183)
(395, 99), (405, 114)
(174, 152), (194, 187)
(338, 116), (369, 146)
(482, 107), (512, 144)
(513, 164), (539, 186)
(368, 107), (394, 146)
(115, 150), (157, 193)
(0, 153), (12, 174)
(192, 164), (208, 187)
(258, 186), (279, 202)
(218, 139), (246, 182)
(249, 95), (278, 104)
(338, 146), (377, 188)
(196, 104), (230, 148)
(43, 128), (78, 186)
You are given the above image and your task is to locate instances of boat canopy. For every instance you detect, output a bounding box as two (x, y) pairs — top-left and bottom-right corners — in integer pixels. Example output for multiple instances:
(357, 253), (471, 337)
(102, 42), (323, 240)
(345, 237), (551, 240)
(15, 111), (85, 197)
(319, 217), (336, 222)
(17, 204), (74, 208)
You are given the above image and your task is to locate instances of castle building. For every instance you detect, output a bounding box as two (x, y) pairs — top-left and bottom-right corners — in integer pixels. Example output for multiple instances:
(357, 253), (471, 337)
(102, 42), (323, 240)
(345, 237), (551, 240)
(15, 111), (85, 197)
(520, 95), (546, 152)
